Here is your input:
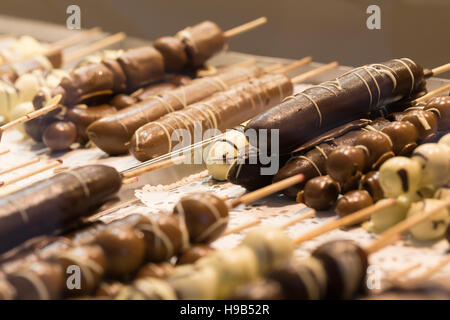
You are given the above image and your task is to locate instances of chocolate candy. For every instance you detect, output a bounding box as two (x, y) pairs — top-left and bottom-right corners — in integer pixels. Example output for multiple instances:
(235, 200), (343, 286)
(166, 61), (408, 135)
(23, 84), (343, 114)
(66, 104), (117, 142)
(247, 59), (425, 154)
(359, 171), (384, 202)
(117, 46), (164, 91)
(402, 109), (438, 142)
(303, 175), (340, 210)
(354, 131), (394, 170)
(96, 225), (146, 277)
(381, 121), (419, 155)
(42, 121), (77, 151)
(231, 279), (284, 300)
(7, 260), (65, 300)
(379, 157), (422, 197)
(312, 240), (368, 299)
(136, 262), (174, 279)
(136, 215), (188, 262)
(56, 244), (106, 296)
(0, 165), (122, 254)
(177, 21), (225, 68)
(241, 226), (294, 274)
(153, 36), (188, 72)
(177, 244), (215, 265)
(326, 145), (367, 183)
(174, 193), (229, 243)
(24, 114), (59, 142)
(407, 199), (449, 241)
(267, 257), (327, 300)
(109, 94), (137, 109)
(0, 278), (16, 300)
(424, 96), (450, 132)
(412, 143), (450, 188)
(335, 190), (373, 219)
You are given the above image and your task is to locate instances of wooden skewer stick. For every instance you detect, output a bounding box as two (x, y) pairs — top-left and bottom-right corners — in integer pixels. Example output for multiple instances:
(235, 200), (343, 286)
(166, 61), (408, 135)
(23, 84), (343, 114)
(275, 56), (313, 74)
(222, 208), (315, 237)
(48, 27), (102, 52)
(122, 176), (139, 186)
(222, 219), (261, 236)
(364, 199), (450, 254)
(0, 157), (40, 175)
(64, 32), (126, 63)
(411, 254), (450, 282)
(86, 198), (141, 223)
(224, 17), (267, 39)
(291, 61), (339, 84)
(387, 262), (422, 282)
(0, 95), (62, 140)
(122, 155), (186, 179)
(0, 149), (10, 156)
(412, 83), (450, 103)
(293, 198), (396, 245)
(0, 159), (63, 187)
(264, 63), (284, 73)
(229, 174), (305, 208)
(431, 62), (450, 76)
(279, 209), (316, 229)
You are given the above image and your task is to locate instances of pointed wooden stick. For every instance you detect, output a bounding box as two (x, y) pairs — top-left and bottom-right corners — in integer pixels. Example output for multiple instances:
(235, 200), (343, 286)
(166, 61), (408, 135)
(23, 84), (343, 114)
(291, 61), (339, 84)
(387, 262), (422, 282)
(365, 199), (450, 254)
(48, 27), (102, 52)
(412, 84), (450, 103)
(86, 198), (141, 223)
(0, 157), (40, 175)
(122, 176), (139, 186)
(0, 159), (63, 187)
(64, 32), (126, 63)
(293, 198), (396, 245)
(0, 149), (10, 156)
(229, 174), (305, 208)
(411, 254), (450, 282)
(431, 62), (450, 76)
(275, 56), (313, 74)
(224, 17), (267, 39)
(0, 95), (62, 139)
(279, 209), (316, 229)
(222, 219), (261, 236)
(264, 63), (284, 73)
(122, 155), (186, 179)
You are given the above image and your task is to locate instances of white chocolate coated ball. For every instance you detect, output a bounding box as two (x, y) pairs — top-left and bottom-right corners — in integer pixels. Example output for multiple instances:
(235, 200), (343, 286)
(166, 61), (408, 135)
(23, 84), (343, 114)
(196, 246), (259, 299)
(206, 129), (248, 181)
(412, 143), (450, 188)
(167, 265), (218, 300)
(242, 226), (294, 274)
(407, 199), (449, 241)
(379, 157), (422, 197)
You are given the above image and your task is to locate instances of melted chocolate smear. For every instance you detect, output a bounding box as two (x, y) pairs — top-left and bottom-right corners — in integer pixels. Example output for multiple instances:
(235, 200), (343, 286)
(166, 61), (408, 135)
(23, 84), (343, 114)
(397, 169), (409, 193)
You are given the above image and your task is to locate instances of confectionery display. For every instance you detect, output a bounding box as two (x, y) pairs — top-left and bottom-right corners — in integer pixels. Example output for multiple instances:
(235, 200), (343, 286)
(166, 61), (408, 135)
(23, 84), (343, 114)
(0, 13), (448, 302)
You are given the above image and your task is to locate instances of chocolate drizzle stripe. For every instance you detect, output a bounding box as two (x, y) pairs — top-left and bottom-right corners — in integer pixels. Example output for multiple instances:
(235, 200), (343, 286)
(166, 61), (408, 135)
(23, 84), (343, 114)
(394, 59), (415, 95)
(298, 155), (322, 176)
(12, 271), (50, 300)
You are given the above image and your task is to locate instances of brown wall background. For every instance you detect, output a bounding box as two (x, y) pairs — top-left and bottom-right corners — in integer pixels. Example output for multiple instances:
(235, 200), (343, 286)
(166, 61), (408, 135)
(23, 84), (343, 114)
(1, 0), (449, 76)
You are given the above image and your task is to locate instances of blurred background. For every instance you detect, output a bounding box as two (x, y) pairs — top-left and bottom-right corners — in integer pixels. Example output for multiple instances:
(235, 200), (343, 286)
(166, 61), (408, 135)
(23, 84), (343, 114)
(1, 0), (449, 76)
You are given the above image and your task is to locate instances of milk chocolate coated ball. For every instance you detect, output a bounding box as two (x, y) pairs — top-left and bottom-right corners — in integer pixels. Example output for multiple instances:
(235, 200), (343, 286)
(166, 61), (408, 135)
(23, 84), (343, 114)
(335, 190), (373, 219)
(177, 244), (215, 265)
(304, 176), (340, 210)
(42, 121), (77, 151)
(326, 145), (367, 183)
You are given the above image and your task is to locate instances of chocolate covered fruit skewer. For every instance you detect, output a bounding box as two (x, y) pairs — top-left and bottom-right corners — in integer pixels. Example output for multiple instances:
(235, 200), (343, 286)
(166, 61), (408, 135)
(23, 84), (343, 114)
(0, 174), (305, 299)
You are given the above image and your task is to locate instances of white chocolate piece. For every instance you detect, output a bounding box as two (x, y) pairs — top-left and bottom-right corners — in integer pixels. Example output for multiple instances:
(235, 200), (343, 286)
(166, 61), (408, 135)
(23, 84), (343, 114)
(0, 81), (19, 122)
(242, 226), (294, 274)
(412, 143), (450, 188)
(439, 133), (450, 148)
(15, 72), (42, 103)
(196, 246), (259, 299)
(407, 199), (450, 241)
(365, 193), (421, 233)
(167, 265), (218, 300)
(206, 129), (248, 181)
(379, 157), (422, 197)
